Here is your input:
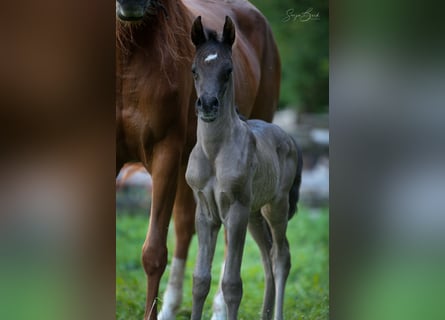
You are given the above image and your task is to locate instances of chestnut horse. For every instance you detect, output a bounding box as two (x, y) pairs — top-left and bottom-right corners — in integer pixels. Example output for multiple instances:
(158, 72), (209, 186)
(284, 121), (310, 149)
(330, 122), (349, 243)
(116, 0), (280, 319)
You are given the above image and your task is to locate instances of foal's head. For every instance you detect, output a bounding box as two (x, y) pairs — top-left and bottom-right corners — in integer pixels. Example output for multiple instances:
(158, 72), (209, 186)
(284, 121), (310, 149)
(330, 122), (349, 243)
(191, 16), (236, 123)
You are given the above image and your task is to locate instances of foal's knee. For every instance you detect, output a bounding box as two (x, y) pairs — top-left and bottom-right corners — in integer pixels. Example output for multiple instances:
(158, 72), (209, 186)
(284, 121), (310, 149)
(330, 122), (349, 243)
(221, 277), (243, 306)
(142, 244), (168, 277)
(193, 273), (212, 300)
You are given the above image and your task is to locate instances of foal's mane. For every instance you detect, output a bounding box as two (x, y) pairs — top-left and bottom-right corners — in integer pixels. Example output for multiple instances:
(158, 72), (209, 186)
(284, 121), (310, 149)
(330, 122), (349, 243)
(204, 29), (219, 42)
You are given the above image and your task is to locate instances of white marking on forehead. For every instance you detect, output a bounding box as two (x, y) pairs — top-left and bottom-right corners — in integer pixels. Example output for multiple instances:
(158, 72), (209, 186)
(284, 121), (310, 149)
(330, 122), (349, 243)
(204, 53), (218, 63)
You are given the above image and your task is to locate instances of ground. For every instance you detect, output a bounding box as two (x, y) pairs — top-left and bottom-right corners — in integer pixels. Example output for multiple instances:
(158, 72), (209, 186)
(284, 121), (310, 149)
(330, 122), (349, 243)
(116, 206), (329, 319)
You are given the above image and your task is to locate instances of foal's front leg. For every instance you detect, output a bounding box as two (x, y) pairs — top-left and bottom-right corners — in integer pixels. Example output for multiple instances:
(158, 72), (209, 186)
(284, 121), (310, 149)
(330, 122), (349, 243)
(222, 202), (250, 320)
(191, 199), (220, 320)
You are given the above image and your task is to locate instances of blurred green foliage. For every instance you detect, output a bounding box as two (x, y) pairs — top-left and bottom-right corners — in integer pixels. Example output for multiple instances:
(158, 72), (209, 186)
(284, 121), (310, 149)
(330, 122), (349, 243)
(251, 0), (328, 112)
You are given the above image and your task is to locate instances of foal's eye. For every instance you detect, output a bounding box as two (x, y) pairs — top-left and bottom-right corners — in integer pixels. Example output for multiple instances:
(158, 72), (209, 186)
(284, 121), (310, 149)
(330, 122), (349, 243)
(223, 67), (233, 81)
(191, 68), (199, 80)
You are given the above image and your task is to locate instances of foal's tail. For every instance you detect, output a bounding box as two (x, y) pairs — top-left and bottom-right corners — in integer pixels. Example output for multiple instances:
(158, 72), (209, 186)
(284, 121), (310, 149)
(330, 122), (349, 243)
(288, 142), (303, 220)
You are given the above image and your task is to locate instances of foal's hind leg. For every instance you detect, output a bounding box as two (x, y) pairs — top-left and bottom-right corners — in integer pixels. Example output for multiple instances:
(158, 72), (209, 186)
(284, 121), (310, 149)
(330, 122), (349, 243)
(262, 201), (291, 320)
(159, 164), (196, 320)
(248, 211), (275, 320)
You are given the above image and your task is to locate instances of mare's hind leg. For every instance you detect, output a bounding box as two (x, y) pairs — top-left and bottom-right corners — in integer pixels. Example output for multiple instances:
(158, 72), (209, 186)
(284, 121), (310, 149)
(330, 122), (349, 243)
(211, 230), (228, 320)
(158, 164), (196, 320)
(211, 260), (227, 320)
(262, 201), (291, 320)
(116, 156), (125, 177)
(248, 211), (275, 320)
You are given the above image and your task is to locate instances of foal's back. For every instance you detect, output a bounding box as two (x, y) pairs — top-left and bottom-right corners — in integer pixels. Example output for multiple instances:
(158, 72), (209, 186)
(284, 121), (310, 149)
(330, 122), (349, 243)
(246, 120), (299, 213)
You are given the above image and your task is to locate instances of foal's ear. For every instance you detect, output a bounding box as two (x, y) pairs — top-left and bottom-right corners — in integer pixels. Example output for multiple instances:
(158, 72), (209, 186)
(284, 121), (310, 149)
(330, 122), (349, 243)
(222, 16), (235, 47)
(191, 16), (206, 47)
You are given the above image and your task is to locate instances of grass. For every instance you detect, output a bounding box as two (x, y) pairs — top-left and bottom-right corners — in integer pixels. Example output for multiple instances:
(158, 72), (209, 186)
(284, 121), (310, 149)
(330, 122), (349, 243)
(116, 206), (329, 319)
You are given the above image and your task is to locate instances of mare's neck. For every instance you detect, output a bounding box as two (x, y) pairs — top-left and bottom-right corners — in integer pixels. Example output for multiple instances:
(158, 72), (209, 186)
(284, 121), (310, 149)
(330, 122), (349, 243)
(116, 0), (193, 60)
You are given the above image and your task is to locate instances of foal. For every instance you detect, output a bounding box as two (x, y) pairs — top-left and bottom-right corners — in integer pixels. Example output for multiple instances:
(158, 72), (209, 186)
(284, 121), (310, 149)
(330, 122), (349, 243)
(186, 16), (302, 320)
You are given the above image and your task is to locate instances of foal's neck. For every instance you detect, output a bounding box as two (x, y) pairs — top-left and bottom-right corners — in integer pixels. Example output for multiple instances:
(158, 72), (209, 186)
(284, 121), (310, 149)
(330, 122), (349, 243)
(197, 82), (244, 156)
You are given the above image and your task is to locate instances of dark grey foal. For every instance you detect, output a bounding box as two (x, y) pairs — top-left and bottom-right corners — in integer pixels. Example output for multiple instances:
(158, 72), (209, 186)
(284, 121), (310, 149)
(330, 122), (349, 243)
(186, 16), (302, 320)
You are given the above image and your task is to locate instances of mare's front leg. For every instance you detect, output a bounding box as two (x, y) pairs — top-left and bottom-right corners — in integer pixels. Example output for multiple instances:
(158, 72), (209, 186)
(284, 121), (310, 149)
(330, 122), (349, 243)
(158, 163), (196, 320)
(191, 196), (221, 320)
(222, 202), (250, 320)
(142, 138), (181, 320)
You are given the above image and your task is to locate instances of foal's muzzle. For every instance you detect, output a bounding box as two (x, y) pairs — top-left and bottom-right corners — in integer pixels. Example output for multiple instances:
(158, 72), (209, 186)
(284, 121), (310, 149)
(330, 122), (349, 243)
(196, 96), (219, 122)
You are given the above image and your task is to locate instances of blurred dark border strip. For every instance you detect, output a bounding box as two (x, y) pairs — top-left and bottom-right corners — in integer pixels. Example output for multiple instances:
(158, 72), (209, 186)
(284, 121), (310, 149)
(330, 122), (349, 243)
(0, 0), (116, 319)
(331, 0), (445, 319)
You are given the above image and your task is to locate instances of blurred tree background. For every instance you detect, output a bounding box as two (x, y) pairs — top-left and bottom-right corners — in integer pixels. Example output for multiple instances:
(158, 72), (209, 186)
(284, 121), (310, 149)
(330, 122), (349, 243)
(250, 0), (328, 113)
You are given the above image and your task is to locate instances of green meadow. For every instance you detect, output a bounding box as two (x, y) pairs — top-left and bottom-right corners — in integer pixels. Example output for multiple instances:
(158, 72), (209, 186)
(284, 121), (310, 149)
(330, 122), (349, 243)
(116, 207), (328, 319)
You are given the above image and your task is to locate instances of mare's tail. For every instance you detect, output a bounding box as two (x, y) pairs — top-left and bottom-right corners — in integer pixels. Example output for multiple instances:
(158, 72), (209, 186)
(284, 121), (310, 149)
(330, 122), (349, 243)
(288, 142), (303, 220)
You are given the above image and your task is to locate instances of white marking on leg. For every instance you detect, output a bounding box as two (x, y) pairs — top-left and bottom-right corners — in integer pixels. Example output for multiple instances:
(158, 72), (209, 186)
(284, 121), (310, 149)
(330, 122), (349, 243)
(158, 257), (186, 320)
(204, 53), (218, 63)
(211, 261), (227, 320)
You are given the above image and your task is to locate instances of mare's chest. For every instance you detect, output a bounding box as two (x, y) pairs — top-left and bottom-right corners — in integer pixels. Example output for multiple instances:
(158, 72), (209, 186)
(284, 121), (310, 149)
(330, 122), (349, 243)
(118, 52), (184, 112)
(116, 48), (195, 160)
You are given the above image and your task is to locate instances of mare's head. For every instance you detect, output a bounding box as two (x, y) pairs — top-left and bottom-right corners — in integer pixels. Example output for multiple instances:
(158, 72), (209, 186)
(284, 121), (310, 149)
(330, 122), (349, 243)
(191, 16), (236, 123)
(116, 0), (160, 21)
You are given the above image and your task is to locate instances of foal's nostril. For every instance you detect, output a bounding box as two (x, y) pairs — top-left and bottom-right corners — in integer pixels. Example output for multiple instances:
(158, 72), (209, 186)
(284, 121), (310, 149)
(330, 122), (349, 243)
(196, 96), (219, 121)
(202, 96), (219, 110)
(209, 97), (219, 108)
(197, 96), (219, 111)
